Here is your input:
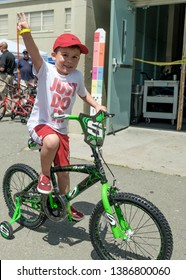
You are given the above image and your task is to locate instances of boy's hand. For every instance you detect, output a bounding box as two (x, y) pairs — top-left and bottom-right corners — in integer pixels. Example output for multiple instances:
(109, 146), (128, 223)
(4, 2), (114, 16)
(95, 104), (107, 113)
(17, 12), (30, 32)
(17, 12), (43, 73)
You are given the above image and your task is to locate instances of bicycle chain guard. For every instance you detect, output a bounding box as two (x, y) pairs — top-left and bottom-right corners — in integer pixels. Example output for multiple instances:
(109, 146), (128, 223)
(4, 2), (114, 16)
(42, 194), (68, 222)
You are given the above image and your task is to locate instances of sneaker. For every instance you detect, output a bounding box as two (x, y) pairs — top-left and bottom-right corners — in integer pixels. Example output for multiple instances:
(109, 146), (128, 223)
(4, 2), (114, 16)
(71, 206), (84, 222)
(37, 174), (52, 194)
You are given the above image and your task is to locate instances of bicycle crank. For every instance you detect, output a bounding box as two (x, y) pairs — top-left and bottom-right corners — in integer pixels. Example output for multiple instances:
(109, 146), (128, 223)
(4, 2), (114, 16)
(42, 194), (68, 222)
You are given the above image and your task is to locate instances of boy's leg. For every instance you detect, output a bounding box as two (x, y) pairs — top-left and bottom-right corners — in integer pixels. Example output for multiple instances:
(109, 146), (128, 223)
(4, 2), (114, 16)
(54, 135), (84, 221)
(37, 134), (59, 194)
(53, 133), (70, 194)
(57, 171), (84, 221)
(31, 124), (60, 194)
(57, 171), (70, 195)
(40, 134), (59, 177)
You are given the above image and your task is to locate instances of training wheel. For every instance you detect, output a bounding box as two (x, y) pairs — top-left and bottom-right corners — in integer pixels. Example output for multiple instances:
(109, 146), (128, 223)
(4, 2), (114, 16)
(21, 118), (26, 124)
(0, 221), (14, 239)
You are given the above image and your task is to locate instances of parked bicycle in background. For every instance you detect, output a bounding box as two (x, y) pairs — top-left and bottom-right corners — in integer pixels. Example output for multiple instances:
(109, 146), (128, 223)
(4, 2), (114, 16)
(0, 78), (34, 123)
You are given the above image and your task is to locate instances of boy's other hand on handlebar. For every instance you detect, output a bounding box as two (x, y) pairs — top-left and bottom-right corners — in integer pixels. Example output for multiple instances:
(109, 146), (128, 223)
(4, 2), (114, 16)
(95, 104), (107, 113)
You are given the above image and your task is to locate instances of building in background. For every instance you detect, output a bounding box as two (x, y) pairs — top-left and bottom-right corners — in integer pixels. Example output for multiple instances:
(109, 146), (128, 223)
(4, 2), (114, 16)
(0, 0), (186, 132)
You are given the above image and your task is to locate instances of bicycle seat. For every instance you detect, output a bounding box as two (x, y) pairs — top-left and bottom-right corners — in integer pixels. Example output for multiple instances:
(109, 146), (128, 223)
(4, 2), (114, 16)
(28, 138), (41, 150)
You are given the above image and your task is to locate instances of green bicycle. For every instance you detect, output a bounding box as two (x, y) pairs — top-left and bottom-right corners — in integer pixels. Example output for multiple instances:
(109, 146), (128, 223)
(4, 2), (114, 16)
(0, 111), (173, 260)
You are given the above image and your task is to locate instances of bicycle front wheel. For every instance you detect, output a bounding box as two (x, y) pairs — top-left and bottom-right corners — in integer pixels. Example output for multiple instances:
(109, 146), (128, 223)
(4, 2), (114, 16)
(89, 192), (173, 260)
(3, 163), (46, 229)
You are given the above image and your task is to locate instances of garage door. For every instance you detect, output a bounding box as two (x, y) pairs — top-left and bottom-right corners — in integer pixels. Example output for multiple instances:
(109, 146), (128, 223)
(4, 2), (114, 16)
(129, 0), (186, 7)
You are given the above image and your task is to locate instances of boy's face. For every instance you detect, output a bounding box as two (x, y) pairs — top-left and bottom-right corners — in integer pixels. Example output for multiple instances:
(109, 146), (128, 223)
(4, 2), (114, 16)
(51, 47), (81, 75)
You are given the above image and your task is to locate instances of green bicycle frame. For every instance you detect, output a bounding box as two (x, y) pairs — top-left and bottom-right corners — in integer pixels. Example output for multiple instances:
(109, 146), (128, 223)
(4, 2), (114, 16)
(9, 196), (22, 225)
(48, 160), (131, 240)
(101, 183), (131, 240)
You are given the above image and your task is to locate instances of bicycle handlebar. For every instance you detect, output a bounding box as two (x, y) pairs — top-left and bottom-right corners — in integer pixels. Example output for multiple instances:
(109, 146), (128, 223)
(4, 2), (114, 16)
(103, 112), (115, 118)
(51, 111), (115, 120)
(52, 113), (71, 120)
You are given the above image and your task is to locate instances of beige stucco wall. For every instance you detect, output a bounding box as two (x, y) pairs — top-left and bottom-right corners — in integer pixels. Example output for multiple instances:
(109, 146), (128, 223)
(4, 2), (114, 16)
(0, 0), (74, 55)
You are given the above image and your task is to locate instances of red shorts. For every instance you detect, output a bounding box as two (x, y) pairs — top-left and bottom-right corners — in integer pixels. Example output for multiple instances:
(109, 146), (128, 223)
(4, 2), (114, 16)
(33, 124), (70, 166)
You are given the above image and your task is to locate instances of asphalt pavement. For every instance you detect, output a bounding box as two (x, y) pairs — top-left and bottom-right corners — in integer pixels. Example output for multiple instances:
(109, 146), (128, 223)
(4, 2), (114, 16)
(0, 116), (186, 260)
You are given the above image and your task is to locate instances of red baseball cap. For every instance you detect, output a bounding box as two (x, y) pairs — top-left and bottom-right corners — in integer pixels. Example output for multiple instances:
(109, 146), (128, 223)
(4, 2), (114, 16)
(53, 33), (89, 54)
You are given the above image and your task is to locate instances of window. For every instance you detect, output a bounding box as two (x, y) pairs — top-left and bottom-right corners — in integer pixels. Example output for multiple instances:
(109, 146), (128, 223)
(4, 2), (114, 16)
(0, 15), (8, 34)
(121, 19), (127, 63)
(64, 8), (71, 32)
(25, 10), (54, 32)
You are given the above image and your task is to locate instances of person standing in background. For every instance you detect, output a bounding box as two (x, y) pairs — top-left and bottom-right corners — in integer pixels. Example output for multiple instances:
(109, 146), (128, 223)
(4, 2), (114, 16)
(0, 41), (16, 99)
(17, 49), (35, 87)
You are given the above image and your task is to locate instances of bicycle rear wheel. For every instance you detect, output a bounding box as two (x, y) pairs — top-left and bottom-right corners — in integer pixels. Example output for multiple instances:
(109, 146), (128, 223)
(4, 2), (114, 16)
(89, 192), (173, 260)
(0, 103), (6, 120)
(3, 163), (46, 229)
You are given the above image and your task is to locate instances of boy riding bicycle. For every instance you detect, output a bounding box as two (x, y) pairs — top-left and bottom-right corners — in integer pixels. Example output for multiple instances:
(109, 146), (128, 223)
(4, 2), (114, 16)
(17, 12), (106, 221)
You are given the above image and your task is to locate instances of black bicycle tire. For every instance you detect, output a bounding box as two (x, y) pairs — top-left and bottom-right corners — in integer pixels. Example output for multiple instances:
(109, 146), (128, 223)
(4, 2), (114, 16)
(0, 103), (6, 120)
(0, 221), (14, 239)
(3, 163), (46, 229)
(89, 192), (173, 260)
(11, 107), (16, 119)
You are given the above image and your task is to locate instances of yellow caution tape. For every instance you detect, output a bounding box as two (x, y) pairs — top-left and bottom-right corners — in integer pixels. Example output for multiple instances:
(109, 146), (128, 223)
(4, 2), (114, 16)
(134, 57), (186, 66)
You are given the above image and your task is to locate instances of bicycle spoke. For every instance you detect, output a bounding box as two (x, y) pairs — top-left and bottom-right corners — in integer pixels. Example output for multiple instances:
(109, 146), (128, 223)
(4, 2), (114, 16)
(3, 164), (46, 229)
(90, 193), (173, 260)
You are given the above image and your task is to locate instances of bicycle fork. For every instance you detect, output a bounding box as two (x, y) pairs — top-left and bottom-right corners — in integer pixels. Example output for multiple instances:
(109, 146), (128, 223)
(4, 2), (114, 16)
(101, 183), (132, 240)
(9, 196), (22, 225)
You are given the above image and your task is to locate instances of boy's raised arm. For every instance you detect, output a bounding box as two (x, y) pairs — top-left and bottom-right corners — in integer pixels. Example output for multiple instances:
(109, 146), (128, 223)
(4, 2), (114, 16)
(17, 12), (43, 73)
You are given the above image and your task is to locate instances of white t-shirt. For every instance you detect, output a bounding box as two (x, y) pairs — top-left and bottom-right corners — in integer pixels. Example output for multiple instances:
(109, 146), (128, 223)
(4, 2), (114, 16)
(27, 60), (86, 135)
